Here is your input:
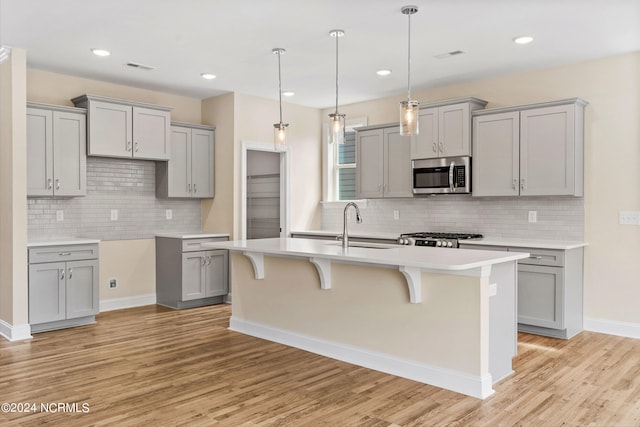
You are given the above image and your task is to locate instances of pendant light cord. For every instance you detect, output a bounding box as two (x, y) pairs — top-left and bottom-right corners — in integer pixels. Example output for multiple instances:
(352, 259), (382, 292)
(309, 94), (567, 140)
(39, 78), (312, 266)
(335, 33), (339, 114)
(407, 11), (412, 101)
(277, 51), (283, 124)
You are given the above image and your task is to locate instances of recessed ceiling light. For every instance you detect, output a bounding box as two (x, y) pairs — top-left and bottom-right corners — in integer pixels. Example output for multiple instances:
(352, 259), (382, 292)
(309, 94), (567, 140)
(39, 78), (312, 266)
(376, 69), (392, 76)
(201, 73), (216, 80)
(91, 48), (111, 57)
(513, 36), (534, 45)
(282, 91), (295, 97)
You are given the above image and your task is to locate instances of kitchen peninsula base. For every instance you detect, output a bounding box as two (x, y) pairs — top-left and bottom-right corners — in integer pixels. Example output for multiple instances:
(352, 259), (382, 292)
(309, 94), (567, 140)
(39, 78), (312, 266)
(206, 239), (527, 399)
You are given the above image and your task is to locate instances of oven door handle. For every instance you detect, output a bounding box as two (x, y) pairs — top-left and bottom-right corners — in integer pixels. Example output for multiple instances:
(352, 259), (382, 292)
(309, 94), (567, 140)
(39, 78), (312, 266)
(449, 161), (455, 192)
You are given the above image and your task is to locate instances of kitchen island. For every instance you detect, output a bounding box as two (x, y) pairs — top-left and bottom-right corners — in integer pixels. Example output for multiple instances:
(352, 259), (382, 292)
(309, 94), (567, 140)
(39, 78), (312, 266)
(203, 237), (529, 399)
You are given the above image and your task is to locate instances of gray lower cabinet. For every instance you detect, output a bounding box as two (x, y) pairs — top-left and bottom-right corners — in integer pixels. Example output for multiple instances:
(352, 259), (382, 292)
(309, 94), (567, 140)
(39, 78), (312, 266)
(156, 236), (229, 309)
(28, 244), (99, 333)
(459, 243), (584, 339)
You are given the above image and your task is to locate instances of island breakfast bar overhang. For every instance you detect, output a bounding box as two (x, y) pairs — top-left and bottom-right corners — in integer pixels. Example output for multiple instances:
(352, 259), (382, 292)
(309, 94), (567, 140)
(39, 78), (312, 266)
(203, 238), (529, 399)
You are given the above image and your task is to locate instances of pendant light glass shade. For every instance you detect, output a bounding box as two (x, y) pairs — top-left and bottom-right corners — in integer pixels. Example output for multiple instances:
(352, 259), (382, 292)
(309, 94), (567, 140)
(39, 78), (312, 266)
(328, 29), (346, 145)
(272, 48), (289, 151)
(399, 5), (419, 136)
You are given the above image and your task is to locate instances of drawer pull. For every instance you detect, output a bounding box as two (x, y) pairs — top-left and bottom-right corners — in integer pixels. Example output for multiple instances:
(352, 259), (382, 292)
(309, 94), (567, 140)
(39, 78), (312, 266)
(529, 255), (543, 260)
(59, 252), (72, 256)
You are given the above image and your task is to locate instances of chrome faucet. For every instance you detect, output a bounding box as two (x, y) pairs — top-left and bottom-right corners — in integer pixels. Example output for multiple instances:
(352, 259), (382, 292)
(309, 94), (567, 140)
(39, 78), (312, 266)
(341, 202), (362, 248)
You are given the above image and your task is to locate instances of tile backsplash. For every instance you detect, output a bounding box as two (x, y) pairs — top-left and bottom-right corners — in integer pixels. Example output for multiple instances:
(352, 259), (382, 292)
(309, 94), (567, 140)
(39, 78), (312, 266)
(28, 158), (201, 241)
(322, 196), (584, 241)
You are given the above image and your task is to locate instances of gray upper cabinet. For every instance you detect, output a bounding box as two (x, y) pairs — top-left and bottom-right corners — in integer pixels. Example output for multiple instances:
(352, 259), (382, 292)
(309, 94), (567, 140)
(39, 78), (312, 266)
(472, 98), (587, 197)
(156, 123), (215, 198)
(27, 103), (87, 197)
(71, 94), (172, 161)
(411, 98), (487, 159)
(356, 124), (412, 199)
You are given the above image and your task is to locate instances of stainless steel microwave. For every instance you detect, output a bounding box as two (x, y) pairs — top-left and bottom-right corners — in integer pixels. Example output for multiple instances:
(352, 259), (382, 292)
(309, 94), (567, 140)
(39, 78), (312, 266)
(412, 156), (471, 195)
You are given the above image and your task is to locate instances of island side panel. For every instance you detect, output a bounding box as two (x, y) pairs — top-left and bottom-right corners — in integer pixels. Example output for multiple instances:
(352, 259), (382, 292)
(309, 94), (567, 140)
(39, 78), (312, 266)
(228, 254), (492, 390)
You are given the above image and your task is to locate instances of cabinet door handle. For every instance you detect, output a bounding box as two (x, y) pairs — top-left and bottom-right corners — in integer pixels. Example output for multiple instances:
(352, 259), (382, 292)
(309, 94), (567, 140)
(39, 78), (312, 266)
(206, 256), (211, 265)
(127, 141), (132, 152)
(188, 183), (191, 193)
(55, 179), (60, 190)
(432, 142), (437, 153)
(134, 142), (139, 152)
(439, 141), (444, 153)
(68, 268), (73, 279)
(201, 256), (206, 266)
(520, 178), (526, 190)
(60, 269), (65, 280)
(193, 184), (197, 194)
(47, 178), (53, 189)
(512, 179), (517, 190)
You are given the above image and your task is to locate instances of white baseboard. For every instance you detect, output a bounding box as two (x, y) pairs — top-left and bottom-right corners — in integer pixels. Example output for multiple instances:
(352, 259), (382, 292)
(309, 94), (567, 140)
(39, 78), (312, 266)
(584, 317), (640, 339)
(0, 319), (32, 342)
(100, 293), (156, 312)
(229, 316), (494, 399)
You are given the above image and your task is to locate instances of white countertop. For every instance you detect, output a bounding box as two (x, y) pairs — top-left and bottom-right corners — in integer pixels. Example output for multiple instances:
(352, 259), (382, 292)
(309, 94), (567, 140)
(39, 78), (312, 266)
(155, 232), (230, 239)
(291, 230), (586, 250)
(461, 238), (587, 250)
(203, 237), (529, 272)
(290, 229), (400, 241)
(28, 238), (100, 247)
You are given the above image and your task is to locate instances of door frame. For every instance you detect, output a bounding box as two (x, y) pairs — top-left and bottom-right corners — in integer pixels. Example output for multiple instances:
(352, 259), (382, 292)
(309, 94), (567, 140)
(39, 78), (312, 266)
(240, 140), (291, 240)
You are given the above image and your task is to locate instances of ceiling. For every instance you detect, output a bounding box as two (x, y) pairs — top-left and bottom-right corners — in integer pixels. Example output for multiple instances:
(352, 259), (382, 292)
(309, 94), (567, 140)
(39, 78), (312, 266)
(2, 0), (639, 109)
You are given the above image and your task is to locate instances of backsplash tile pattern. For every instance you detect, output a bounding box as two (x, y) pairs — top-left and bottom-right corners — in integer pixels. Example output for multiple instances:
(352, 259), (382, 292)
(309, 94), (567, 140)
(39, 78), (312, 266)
(322, 196), (584, 241)
(28, 158), (201, 241)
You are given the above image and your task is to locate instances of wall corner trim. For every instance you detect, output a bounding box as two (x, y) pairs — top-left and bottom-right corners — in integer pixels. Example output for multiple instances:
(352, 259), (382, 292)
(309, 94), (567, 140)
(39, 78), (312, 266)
(0, 319), (33, 342)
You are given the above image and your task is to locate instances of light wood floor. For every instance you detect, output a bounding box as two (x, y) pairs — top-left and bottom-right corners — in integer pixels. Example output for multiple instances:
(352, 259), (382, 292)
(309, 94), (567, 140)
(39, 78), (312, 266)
(1, 304), (640, 426)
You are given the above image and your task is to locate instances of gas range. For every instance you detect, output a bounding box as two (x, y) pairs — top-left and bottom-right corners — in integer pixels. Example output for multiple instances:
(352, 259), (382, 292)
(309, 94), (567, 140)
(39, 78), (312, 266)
(397, 232), (483, 248)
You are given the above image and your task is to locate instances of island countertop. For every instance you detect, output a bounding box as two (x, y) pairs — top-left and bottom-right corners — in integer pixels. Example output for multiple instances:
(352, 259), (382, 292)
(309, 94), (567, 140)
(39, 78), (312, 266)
(203, 237), (529, 272)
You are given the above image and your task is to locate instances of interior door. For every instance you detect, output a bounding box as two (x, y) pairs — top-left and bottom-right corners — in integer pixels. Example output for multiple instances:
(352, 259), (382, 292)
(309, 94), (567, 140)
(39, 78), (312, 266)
(246, 150), (281, 239)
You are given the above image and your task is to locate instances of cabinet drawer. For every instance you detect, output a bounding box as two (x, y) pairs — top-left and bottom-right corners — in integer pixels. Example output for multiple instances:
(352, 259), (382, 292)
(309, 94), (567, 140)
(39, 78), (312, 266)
(29, 244), (99, 263)
(514, 247), (564, 267)
(182, 237), (228, 252)
(459, 244), (507, 252)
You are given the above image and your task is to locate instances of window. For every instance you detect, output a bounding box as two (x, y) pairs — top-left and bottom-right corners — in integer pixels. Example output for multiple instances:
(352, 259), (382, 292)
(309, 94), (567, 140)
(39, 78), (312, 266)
(323, 117), (367, 202)
(335, 131), (356, 200)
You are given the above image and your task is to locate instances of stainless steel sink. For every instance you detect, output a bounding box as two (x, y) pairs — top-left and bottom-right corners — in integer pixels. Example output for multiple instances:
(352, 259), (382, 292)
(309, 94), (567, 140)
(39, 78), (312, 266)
(325, 242), (395, 250)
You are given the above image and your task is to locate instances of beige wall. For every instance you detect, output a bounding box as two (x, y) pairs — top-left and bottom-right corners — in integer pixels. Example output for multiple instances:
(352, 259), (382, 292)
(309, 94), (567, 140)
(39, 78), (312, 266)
(99, 240), (156, 300)
(323, 52), (640, 325)
(0, 49), (29, 329)
(202, 92), (322, 239)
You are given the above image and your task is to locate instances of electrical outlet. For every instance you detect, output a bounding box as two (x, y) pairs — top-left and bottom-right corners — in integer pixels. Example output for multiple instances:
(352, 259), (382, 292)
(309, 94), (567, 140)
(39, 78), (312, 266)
(393, 210), (400, 220)
(110, 209), (118, 221)
(528, 211), (537, 223)
(166, 209), (173, 220)
(489, 283), (497, 297)
(56, 210), (64, 221)
(109, 278), (118, 289)
(619, 211), (640, 225)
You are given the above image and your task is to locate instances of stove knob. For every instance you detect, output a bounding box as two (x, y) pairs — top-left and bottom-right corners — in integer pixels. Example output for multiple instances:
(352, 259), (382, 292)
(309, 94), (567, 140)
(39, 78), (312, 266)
(436, 241), (442, 247)
(447, 241), (453, 248)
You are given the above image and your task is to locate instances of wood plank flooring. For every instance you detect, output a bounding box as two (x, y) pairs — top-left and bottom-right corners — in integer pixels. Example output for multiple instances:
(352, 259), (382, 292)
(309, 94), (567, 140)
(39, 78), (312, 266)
(1, 304), (639, 426)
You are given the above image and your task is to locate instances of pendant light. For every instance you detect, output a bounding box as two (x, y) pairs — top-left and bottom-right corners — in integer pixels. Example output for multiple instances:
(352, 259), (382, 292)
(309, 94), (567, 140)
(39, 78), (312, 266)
(399, 5), (419, 136)
(328, 29), (345, 145)
(272, 48), (289, 151)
